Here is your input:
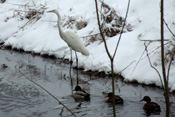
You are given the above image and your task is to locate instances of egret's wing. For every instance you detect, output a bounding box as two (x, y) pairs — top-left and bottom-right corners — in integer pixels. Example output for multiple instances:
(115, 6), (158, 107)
(64, 30), (89, 56)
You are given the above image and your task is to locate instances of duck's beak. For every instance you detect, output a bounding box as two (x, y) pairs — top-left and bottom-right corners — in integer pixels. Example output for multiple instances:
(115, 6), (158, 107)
(47, 10), (54, 13)
(140, 99), (143, 102)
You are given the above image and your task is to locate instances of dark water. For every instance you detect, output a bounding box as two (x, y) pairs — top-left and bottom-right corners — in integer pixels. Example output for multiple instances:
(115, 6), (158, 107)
(0, 49), (174, 117)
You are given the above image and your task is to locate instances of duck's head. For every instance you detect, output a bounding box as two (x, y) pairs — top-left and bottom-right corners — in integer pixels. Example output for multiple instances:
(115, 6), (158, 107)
(73, 85), (82, 92)
(140, 96), (151, 103)
(106, 92), (113, 98)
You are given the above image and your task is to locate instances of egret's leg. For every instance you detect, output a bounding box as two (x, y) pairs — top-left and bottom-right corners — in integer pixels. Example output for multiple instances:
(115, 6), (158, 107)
(69, 48), (73, 94)
(70, 48), (73, 64)
(75, 51), (79, 85)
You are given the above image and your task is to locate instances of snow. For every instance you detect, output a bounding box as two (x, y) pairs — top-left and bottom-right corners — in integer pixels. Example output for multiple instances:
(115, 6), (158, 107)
(0, 0), (175, 91)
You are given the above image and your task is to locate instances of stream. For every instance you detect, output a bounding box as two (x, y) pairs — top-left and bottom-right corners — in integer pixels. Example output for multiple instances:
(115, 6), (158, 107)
(0, 48), (174, 117)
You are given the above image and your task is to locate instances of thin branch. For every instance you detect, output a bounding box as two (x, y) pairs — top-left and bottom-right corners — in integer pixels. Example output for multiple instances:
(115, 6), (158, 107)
(18, 14), (38, 30)
(130, 46), (146, 75)
(164, 19), (175, 38)
(31, 0), (36, 6)
(144, 43), (164, 89)
(139, 39), (169, 42)
(18, 70), (77, 117)
(128, 42), (171, 80)
(167, 51), (175, 84)
(94, 0), (112, 60)
(80, 33), (101, 38)
(6, 3), (34, 7)
(143, 41), (170, 59)
(113, 0), (130, 58)
(59, 107), (65, 117)
(117, 60), (135, 74)
(41, 20), (57, 23)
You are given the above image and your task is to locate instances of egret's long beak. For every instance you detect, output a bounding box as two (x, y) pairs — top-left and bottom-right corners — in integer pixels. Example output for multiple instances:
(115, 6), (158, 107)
(47, 10), (54, 13)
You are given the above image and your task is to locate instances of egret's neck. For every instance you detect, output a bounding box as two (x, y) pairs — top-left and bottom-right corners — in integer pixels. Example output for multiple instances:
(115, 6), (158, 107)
(54, 10), (64, 39)
(57, 20), (64, 38)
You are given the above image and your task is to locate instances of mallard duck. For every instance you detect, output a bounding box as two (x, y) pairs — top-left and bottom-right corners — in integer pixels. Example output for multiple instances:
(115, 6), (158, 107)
(72, 85), (90, 101)
(140, 96), (161, 115)
(106, 92), (123, 104)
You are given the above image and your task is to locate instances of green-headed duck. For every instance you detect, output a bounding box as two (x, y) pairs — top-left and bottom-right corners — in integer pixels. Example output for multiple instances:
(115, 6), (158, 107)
(72, 85), (90, 101)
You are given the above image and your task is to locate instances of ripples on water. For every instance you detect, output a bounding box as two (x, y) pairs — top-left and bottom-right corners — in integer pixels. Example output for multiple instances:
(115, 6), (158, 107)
(0, 81), (48, 115)
(0, 49), (175, 117)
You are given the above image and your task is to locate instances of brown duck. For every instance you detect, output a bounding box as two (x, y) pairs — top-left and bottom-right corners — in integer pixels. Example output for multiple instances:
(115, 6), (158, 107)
(106, 92), (123, 104)
(140, 96), (161, 115)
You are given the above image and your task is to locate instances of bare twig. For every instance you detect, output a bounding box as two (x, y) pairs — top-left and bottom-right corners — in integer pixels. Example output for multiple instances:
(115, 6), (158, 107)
(117, 60), (135, 74)
(6, 3), (34, 7)
(18, 70), (77, 117)
(131, 41), (169, 74)
(139, 39), (169, 42)
(130, 47), (146, 75)
(41, 20), (57, 23)
(143, 41), (170, 59)
(94, 1), (130, 117)
(113, 0), (130, 58)
(6, 2), (47, 9)
(167, 51), (174, 86)
(80, 33), (101, 38)
(31, 0), (36, 6)
(164, 19), (175, 38)
(94, 0), (112, 59)
(144, 43), (164, 89)
(59, 107), (65, 117)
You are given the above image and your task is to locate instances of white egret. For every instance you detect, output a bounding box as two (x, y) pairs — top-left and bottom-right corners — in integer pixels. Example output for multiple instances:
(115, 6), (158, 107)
(47, 10), (90, 58)
(47, 10), (89, 85)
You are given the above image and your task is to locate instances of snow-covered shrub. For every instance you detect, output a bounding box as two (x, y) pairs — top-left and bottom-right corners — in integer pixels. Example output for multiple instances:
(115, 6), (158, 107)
(61, 15), (87, 30)
(164, 36), (175, 64)
(100, 1), (132, 37)
(25, 8), (44, 21)
(7, 3), (46, 23)
(76, 21), (87, 30)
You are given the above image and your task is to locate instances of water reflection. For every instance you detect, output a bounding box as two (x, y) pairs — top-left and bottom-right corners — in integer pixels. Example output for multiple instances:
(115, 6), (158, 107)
(0, 49), (174, 117)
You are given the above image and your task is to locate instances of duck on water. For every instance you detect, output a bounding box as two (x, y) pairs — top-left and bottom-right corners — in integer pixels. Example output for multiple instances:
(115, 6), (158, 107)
(72, 85), (90, 101)
(105, 92), (123, 104)
(140, 96), (161, 115)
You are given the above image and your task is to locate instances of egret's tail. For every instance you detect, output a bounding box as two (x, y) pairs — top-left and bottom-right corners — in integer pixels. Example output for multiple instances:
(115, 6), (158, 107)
(82, 48), (90, 56)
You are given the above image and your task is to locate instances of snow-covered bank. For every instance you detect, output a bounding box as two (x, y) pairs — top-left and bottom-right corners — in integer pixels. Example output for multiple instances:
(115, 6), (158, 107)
(0, 0), (175, 91)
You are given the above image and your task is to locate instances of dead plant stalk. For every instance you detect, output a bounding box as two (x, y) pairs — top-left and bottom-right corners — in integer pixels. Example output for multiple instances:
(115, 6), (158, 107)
(160, 0), (170, 116)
